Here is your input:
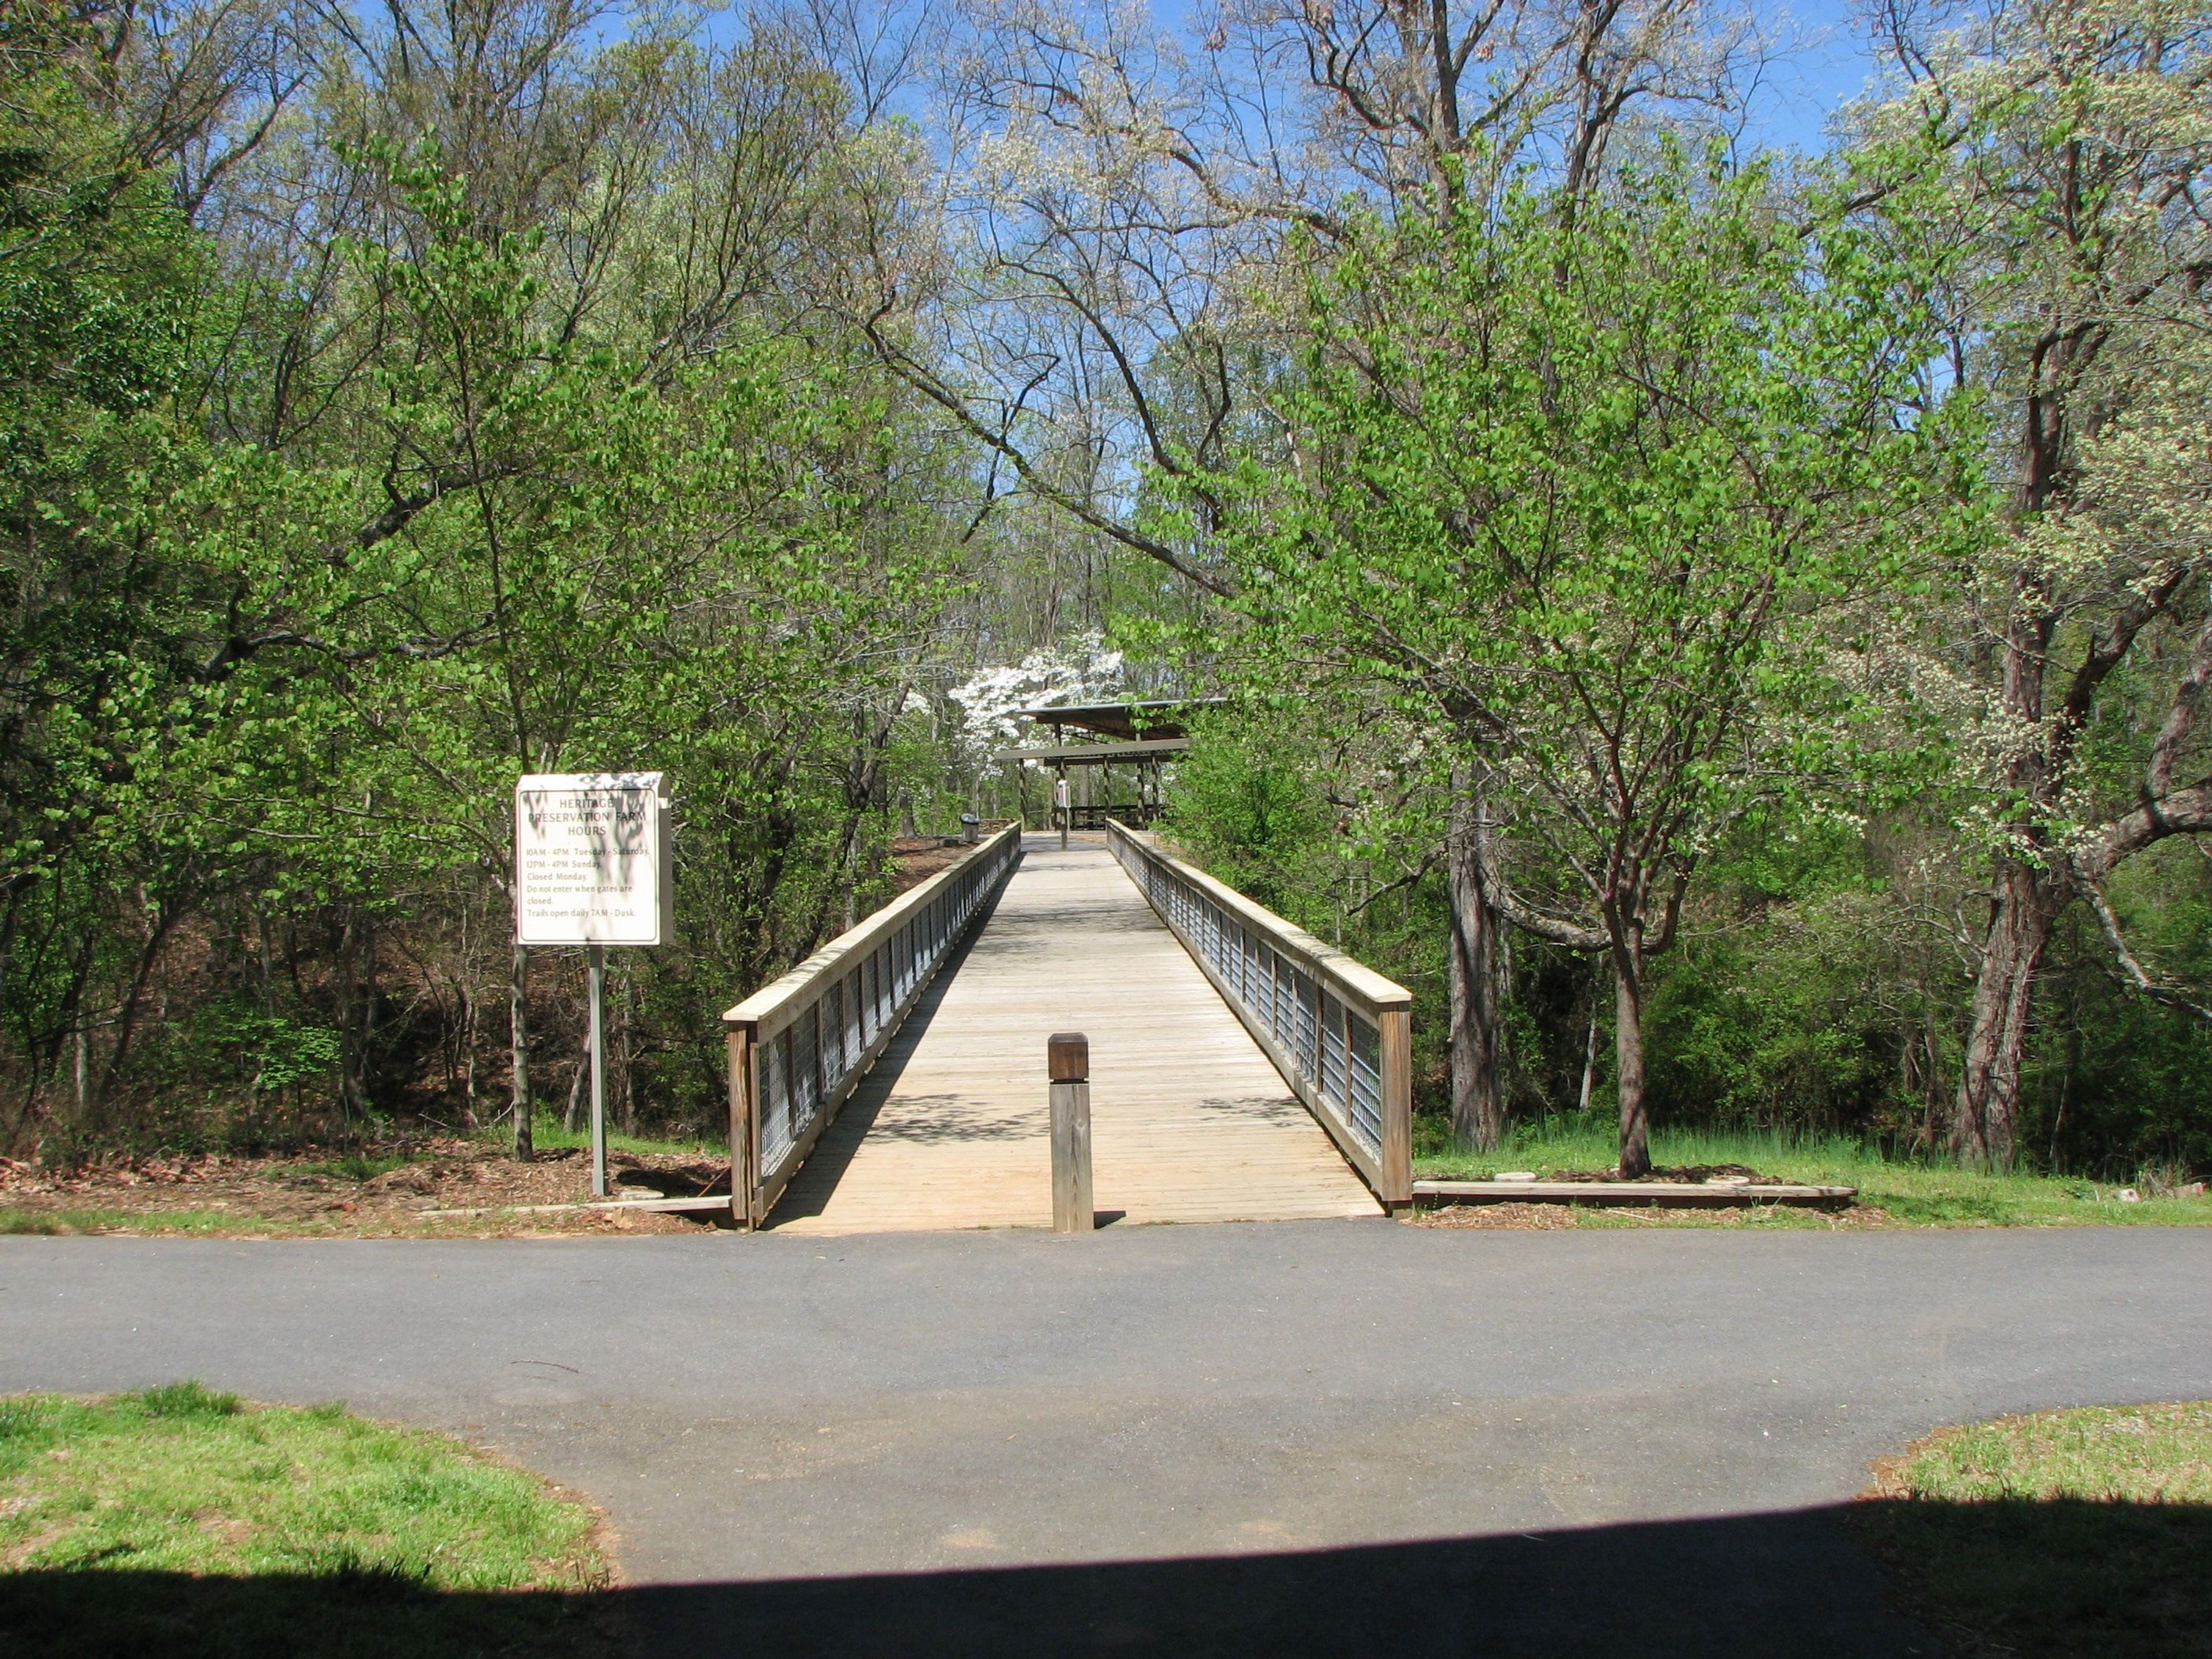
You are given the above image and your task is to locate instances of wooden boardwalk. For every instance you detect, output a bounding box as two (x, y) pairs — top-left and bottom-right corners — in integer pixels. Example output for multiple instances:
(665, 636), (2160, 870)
(767, 836), (1382, 1234)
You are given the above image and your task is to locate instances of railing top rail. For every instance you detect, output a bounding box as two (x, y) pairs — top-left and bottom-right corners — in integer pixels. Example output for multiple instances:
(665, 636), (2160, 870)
(722, 823), (1020, 1037)
(1105, 820), (1412, 1014)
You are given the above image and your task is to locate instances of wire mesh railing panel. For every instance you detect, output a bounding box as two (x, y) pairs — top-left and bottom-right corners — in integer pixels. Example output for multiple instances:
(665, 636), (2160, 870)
(1105, 820), (1407, 1199)
(792, 1005), (821, 1137)
(1291, 969), (1318, 1079)
(1347, 1014), (1383, 1155)
(1320, 991), (1347, 1111)
(760, 1029), (792, 1171)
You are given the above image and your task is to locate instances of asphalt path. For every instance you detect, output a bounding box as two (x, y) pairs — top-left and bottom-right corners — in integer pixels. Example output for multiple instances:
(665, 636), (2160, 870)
(6, 1222), (2209, 1655)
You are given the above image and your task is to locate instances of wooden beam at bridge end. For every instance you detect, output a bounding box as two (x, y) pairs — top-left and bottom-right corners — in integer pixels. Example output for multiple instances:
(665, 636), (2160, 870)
(726, 1027), (761, 1229)
(1380, 1009), (1413, 1208)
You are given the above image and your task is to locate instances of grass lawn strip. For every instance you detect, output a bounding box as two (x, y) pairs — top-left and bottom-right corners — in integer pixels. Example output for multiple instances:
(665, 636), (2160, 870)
(0, 1383), (614, 1658)
(1855, 1402), (2212, 1659)
(1412, 1120), (2212, 1228)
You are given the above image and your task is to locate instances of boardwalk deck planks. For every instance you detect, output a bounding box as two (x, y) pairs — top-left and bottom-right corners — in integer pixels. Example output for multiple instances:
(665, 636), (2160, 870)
(766, 836), (1382, 1234)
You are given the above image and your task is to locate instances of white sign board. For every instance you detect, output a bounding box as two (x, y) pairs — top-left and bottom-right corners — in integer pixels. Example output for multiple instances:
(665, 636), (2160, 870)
(514, 772), (672, 946)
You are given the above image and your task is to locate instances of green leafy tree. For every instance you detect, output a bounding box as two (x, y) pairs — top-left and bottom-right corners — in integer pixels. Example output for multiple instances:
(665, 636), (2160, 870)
(1858, 0), (2212, 1166)
(0, 3), (217, 1136)
(1191, 149), (1940, 1173)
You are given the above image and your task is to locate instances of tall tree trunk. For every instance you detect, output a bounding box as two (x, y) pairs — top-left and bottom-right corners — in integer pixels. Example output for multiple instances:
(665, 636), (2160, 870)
(256, 910), (275, 1015)
(510, 942), (533, 1159)
(459, 984), (479, 1134)
(1613, 927), (1651, 1179)
(335, 909), (365, 1124)
(1577, 991), (1599, 1116)
(617, 967), (635, 1137)
(563, 1037), (588, 1134)
(98, 899), (181, 1115)
(1446, 791), (1509, 1148)
(1953, 857), (2055, 1170)
(359, 914), (377, 1114)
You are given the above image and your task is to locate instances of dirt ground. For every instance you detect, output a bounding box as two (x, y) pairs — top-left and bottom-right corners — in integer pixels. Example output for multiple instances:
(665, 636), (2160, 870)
(1411, 1200), (1581, 1230)
(886, 830), (1015, 895)
(3, 1145), (1892, 1238)
(0, 1140), (733, 1238)
(1410, 1197), (1892, 1230)
(0, 832), (1033, 1240)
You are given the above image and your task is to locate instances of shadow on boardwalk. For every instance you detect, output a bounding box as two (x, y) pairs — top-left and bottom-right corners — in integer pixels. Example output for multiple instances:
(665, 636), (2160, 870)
(764, 885), (1028, 1222)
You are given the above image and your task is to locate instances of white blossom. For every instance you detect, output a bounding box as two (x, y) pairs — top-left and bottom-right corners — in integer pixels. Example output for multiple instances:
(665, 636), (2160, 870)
(948, 632), (1126, 779)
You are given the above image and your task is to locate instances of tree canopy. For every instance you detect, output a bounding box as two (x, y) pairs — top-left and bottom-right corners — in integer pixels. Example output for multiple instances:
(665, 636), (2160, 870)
(3, 0), (2208, 1188)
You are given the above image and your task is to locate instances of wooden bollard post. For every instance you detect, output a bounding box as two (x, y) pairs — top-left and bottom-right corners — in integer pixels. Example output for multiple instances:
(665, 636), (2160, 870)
(1048, 1032), (1093, 1233)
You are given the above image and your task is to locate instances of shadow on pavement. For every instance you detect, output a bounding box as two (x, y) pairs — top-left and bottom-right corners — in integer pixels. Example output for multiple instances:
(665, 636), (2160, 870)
(628, 1506), (1941, 1656)
(1, 1504), (1966, 1658)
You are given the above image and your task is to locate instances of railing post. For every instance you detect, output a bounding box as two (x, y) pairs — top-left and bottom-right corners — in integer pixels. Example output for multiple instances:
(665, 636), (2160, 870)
(1048, 1032), (1093, 1233)
(1379, 1006), (1412, 1206)
(726, 1024), (759, 1228)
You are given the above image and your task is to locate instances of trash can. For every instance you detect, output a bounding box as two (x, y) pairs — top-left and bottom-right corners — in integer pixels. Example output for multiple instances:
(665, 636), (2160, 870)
(960, 813), (980, 845)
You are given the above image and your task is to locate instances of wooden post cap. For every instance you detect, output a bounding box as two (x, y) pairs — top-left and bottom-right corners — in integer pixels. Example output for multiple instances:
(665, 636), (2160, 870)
(1047, 1032), (1089, 1082)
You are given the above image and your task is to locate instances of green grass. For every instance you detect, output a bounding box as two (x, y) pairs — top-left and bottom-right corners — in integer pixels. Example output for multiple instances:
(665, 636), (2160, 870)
(279, 1150), (420, 1183)
(0, 1383), (612, 1657)
(0, 1208), (252, 1237)
(1857, 1402), (2212, 1657)
(520, 1110), (723, 1161)
(1412, 1116), (2212, 1226)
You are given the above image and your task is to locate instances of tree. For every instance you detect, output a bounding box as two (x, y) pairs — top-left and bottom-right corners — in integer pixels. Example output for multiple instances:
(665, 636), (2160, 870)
(1862, 0), (2212, 1166)
(852, 0), (1767, 1147)
(1192, 149), (1936, 1171)
(2, 1), (982, 1156)
(0, 1), (237, 1137)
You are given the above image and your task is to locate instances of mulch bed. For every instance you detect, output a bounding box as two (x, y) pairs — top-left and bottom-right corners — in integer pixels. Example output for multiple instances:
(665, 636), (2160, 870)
(1527, 1162), (1789, 1184)
(0, 1139), (731, 1237)
(1409, 1194), (1892, 1230)
(1414, 1201), (1579, 1230)
(887, 827), (1017, 896)
(887, 836), (971, 893)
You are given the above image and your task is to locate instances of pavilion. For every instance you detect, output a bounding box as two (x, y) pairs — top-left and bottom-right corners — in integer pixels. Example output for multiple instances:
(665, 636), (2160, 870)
(997, 698), (1220, 829)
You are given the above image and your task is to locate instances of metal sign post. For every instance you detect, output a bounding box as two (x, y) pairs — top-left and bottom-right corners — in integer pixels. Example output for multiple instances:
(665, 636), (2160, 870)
(586, 943), (608, 1196)
(514, 772), (671, 1196)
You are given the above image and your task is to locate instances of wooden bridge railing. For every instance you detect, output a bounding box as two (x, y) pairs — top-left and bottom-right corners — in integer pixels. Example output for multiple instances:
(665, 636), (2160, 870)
(722, 823), (1021, 1226)
(1105, 820), (1412, 1206)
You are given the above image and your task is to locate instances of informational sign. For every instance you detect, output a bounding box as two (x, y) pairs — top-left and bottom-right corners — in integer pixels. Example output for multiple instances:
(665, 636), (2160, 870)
(514, 772), (672, 946)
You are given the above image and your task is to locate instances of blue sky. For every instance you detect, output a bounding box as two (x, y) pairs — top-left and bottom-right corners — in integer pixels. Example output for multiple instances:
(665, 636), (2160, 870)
(1141, 0), (1893, 157)
(703, 0), (1891, 157)
(1741, 0), (1889, 153)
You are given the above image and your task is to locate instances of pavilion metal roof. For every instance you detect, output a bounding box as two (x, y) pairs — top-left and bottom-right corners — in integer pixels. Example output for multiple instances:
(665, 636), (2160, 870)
(1008, 697), (1225, 742)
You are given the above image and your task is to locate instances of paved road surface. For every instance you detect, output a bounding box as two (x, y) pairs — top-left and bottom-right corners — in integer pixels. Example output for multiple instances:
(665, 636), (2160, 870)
(6, 1224), (2209, 1654)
